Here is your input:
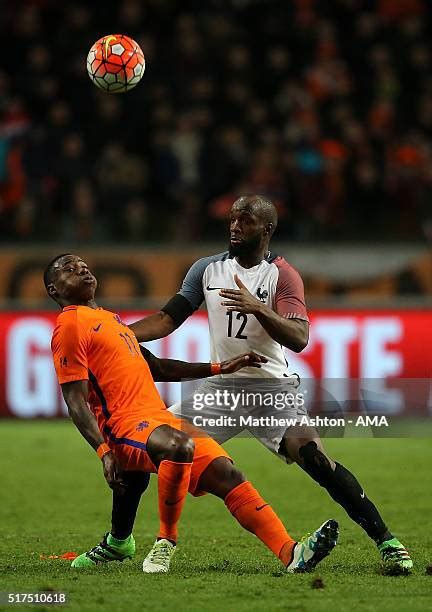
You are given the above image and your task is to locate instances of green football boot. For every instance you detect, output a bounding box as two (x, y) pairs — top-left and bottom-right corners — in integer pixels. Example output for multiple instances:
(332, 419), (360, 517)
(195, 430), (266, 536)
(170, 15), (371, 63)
(378, 537), (413, 574)
(71, 533), (135, 568)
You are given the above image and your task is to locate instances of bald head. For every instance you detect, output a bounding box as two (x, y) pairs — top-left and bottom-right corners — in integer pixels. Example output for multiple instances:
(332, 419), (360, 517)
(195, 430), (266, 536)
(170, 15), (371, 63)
(231, 195), (278, 236)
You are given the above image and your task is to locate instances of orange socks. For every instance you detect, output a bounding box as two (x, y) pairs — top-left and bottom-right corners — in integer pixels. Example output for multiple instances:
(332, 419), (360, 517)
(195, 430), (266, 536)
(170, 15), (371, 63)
(225, 481), (296, 566)
(157, 460), (192, 543)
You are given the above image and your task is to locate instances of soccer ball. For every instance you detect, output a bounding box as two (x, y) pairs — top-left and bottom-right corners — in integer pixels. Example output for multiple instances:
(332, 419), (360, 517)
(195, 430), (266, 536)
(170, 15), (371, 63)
(86, 34), (145, 93)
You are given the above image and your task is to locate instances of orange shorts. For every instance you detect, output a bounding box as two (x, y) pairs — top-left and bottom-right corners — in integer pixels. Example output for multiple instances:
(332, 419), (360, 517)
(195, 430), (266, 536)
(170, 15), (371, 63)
(103, 410), (231, 496)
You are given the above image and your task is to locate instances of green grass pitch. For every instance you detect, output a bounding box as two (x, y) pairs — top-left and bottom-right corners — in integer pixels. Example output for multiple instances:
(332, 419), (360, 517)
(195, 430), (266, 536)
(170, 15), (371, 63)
(0, 420), (431, 612)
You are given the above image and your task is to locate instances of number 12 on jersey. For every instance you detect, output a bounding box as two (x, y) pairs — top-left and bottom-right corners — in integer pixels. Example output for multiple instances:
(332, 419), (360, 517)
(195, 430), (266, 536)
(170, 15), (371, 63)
(226, 311), (248, 339)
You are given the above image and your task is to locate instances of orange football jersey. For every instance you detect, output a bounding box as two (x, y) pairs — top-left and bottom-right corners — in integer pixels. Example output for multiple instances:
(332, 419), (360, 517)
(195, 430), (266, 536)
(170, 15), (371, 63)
(51, 305), (166, 431)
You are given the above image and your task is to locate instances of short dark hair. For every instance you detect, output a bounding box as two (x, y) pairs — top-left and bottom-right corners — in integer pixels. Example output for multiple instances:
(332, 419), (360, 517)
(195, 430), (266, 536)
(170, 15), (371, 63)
(43, 253), (72, 290)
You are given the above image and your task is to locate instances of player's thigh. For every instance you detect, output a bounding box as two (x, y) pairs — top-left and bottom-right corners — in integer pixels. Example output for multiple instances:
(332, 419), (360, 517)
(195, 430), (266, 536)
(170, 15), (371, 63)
(109, 412), (191, 471)
(108, 426), (155, 474)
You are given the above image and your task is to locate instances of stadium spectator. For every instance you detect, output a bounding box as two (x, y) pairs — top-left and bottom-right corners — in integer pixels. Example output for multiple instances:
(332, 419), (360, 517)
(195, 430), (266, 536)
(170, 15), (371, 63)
(1, 0), (431, 242)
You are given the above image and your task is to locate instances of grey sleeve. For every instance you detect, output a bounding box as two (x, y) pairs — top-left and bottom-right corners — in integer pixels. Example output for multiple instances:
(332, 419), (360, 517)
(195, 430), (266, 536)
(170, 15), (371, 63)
(178, 252), (229, 310)
(177, 257), (209, 310)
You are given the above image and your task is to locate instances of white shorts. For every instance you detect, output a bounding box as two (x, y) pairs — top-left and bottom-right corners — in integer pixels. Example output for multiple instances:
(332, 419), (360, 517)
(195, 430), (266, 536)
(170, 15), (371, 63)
(169, 375), (311, 460)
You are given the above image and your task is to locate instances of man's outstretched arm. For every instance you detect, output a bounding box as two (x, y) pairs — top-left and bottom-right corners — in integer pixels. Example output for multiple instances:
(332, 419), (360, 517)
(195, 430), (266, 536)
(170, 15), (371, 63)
(129, 310), (178, 342)
(130, 257), (211, 342)
(140, 346), (267, 382)
(61, 380), (125, 493)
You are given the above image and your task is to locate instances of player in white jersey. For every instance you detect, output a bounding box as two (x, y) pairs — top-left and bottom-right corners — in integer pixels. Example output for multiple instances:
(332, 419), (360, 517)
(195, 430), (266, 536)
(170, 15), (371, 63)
(158, 245), (310, 453)
(131, 195), (412, 573)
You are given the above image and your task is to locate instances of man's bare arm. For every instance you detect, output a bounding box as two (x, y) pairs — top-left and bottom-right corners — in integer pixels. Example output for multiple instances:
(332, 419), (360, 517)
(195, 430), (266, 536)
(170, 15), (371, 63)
(140, 346), (267, 381)
(253, 310), (309, 353)
(129, 311), (178, 343)
(129, 292), (198, 342)
(61, 380), (125, 492)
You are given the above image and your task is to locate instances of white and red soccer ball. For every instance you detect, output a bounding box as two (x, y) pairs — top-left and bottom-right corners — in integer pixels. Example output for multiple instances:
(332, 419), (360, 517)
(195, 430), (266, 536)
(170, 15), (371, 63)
(87, 34), (145, 93)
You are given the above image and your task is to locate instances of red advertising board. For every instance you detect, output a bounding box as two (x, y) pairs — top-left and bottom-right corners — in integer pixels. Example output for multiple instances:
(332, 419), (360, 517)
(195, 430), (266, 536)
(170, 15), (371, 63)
(0, 311), (431, 418)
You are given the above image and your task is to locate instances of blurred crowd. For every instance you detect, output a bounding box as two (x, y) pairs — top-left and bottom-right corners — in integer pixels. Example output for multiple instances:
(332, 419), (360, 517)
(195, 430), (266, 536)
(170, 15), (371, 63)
(1, 0), (432, 244)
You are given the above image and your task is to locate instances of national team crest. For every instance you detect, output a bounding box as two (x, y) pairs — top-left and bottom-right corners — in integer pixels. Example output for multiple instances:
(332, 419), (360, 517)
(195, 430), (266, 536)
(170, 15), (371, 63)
(256, 287), (268, 302)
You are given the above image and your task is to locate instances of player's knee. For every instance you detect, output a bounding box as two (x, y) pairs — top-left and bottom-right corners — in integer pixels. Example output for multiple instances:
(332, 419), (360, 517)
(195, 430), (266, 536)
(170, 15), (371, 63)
(299, 441), (334, 486)
(166, 429), (195, 462)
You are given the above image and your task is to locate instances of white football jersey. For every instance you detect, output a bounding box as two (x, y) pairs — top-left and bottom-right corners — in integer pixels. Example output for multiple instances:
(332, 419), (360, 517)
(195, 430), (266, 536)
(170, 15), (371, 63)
(173, 251), (309, 378)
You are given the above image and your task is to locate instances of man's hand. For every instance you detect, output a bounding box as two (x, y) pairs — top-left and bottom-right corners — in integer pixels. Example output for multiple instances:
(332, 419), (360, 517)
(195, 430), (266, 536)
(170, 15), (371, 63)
(102, 451), (127, 494)
(220, 351), (267, 374)
(220, 275), (263, 314)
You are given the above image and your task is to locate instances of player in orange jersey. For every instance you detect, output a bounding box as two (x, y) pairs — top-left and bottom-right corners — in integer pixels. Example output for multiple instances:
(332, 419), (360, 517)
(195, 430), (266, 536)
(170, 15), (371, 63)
(45, 253), (338, 573)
